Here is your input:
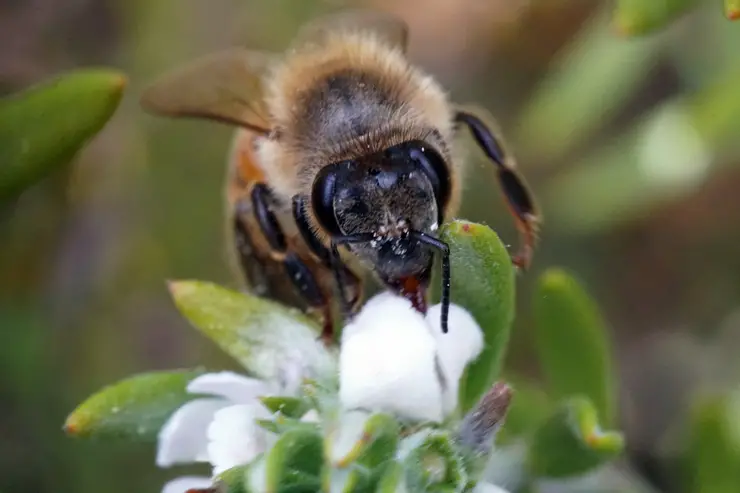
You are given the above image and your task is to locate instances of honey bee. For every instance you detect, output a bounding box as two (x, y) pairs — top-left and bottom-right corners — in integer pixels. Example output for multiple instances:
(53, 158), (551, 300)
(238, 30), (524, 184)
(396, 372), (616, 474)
(140, 11), (539, 342)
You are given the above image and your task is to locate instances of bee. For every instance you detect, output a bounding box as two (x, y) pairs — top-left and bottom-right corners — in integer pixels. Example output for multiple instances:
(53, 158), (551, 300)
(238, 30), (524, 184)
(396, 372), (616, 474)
(140, 10), (539, 342)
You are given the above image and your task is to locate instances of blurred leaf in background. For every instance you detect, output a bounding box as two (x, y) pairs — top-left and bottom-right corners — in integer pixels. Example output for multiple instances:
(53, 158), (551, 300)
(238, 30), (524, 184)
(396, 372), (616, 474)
(533, 268), (616, 426)
(0, 69), (126, 201)
(613, 0), (699, 36)
(685, 392), (740, 493)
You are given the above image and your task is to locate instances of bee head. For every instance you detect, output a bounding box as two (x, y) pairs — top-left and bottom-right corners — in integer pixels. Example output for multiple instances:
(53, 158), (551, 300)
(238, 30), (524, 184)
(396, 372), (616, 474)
(311, 139), (450, 283)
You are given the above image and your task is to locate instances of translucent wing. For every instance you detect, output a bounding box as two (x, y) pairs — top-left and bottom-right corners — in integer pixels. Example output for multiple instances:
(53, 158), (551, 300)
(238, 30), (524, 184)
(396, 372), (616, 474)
(291, 10), (409, 53)
(140, 49), (276, 134)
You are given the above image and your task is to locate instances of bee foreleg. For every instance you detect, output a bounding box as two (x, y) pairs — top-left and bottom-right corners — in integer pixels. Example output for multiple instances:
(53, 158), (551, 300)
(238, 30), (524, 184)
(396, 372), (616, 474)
(454, 110), (540, 271)
(250, 184), (334, 342)
(291, 195), (360, 322)
(282, 252), (326, 309)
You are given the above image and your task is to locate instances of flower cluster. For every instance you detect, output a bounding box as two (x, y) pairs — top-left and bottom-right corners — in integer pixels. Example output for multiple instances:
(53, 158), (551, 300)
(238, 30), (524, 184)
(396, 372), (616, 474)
(157, 292), (497, 493)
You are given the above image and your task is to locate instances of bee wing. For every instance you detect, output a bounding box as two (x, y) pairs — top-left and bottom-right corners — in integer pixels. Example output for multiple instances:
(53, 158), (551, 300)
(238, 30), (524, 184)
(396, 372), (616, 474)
(140, 49), (276, 134)
(291, 10), (409, 53)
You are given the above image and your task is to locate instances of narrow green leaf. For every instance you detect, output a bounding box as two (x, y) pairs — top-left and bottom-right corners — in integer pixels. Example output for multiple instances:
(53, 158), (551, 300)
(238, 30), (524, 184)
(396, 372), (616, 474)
(0, 69), (126, 200)
(515, 7), (661, 163)
(169, 280), (335, 383)
(262, 427), (324, 492)
(400, 430), (468, 492)
(255, 417), (317, 435)
(259, 396), (311, 419)
(245, 453), (322, 493)
(328, 411), (399, 469)
(613, 0), (699, 36)
(324, 467), (371, 493)
(533, 268), (616, 426)
(63, 369), (203, 440)
(438, 220), (516, 414)
(375, 461), (405, 492)
(216, 465), (249, 493)
(527, 397), (624, 479)
(323, 411), (400, 493)
(686, 393), (740, 493)
(727, 0), (740, 20)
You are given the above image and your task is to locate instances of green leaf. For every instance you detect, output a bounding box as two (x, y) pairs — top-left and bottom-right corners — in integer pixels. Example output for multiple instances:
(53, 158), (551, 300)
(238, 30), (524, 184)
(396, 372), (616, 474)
(217, 465), (249, 493)
(527, 397), (624, 479)
(686, 393), (740, 493)
(169, 280), (336, 383)
(613, 0), (698, 36)
(260, 396), (311, 419)
(327, 411), (399, 469)
(247, 427), (323, 493)
(0, 69), (126, 200)
(324, 467), (371, 493)
(515, 7), (662, 163)
(63, 369), (203, 440)
(533, 268), (616, 426)
(438, 220), (516, 414)
(400, 430), (468, 492)
(375, 461), (405, 492)
(728, 0), (740, 20)
(546, 68), (740, 235)
(256, 417), (317, 436)
(325, 411), (399, 492)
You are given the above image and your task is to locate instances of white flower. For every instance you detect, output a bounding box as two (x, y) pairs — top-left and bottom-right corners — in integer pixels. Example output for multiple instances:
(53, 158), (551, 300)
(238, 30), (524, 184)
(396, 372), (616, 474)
(158, 293), (484, 493)
(157, 371), (316, 493)
(161, 477), (213, 493)
(339, 292), (483, 422)
(156, 371), (276, 471)
(474, 483), (511, 493)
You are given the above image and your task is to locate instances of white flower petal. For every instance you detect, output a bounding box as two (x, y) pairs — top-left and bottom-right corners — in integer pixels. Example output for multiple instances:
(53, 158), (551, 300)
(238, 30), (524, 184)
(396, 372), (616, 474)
(206, 404), (270, 475)
(187, 371), (274, 404)
(300, 409), (320, 423)
(161, 476), (213, 493)
(339, 293), (443, 422)
(156, 398), (228, 467)
(426, 303), (484, 414)
(474, 483), (510, 493)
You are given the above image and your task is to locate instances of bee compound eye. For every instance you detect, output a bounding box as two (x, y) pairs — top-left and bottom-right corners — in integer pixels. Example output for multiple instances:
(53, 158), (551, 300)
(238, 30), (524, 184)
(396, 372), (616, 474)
(408, 142), (451, 221)
(310, 165), (344, 237)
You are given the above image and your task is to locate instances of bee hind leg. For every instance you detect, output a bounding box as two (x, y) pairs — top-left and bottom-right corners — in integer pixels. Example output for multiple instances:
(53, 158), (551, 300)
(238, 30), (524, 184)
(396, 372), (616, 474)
(454, 110), (540, 271)
(250, 183), (335, 344)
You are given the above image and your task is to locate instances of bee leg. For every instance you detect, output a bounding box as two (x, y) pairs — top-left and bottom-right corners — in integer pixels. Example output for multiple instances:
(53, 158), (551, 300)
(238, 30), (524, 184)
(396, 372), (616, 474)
(251, 184), (333, 341)
(455, 110), (540, 271)
(292, 195), (362, 324)
(282, 252), (332, 343)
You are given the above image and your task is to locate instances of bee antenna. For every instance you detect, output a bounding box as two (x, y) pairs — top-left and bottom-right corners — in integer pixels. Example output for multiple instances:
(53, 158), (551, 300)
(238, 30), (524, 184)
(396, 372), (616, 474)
(408, 230), (450, 334)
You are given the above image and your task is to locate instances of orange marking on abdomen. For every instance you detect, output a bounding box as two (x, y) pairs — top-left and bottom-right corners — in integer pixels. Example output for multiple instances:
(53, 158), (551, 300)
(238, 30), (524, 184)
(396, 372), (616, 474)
(237, 134), (266, 185)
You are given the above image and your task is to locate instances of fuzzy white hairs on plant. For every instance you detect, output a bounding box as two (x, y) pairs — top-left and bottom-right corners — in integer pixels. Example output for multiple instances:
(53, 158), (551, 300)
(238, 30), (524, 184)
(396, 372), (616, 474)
(339, 292), (484, 422)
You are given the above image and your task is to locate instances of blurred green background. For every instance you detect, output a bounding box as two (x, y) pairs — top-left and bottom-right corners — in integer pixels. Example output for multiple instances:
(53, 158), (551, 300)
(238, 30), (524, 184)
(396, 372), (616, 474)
(2, 0), (740, 492)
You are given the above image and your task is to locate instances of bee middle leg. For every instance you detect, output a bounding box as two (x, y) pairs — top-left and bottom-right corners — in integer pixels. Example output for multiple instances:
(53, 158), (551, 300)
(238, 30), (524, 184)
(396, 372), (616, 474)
(249, 183), (334, 343)
(455, 110), (540, 271)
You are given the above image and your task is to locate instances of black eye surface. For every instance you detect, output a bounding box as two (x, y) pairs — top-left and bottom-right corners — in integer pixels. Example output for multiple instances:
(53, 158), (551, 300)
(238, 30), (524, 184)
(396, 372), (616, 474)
(310, 164), (344, 237)
(406, 141), (451, 221)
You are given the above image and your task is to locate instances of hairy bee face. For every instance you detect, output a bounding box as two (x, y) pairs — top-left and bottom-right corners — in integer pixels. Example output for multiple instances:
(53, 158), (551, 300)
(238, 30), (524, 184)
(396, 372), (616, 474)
(312, 140), (450, 283)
